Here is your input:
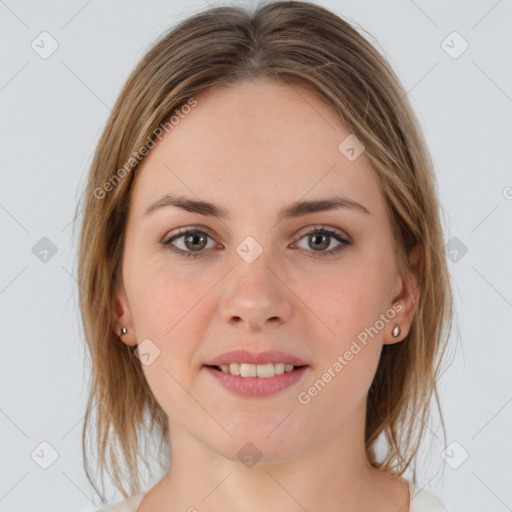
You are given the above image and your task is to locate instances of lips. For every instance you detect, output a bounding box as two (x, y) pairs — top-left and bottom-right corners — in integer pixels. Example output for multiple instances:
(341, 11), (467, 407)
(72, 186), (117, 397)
(203, 349), (309, 367)
(204, 365), (309, 397)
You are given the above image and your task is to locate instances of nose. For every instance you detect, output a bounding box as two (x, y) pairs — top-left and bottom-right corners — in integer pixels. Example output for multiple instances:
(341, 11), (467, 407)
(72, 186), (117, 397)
(219, 249), (293, 331)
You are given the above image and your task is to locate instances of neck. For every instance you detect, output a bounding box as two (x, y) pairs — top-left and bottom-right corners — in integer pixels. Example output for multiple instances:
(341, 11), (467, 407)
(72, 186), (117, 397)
(139, 400), (409, 512)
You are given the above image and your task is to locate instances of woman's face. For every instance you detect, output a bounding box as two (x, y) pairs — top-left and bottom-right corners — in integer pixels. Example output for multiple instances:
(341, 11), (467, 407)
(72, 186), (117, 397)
(115, 79), (418, 464)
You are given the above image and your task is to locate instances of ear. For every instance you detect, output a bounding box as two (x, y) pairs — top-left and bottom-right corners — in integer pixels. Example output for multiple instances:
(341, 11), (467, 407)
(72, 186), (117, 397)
(384, 243), (421, 345)
(113, 281), (138, 347)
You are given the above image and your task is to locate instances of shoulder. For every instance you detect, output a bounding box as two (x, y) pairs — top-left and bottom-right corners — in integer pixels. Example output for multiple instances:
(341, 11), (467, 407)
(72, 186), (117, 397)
(408, 480), (451, 512)
(93, 491), (146, 512)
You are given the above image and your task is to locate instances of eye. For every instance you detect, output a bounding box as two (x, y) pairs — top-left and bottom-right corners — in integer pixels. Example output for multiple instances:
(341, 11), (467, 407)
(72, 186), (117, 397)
(161, 224), (351, 260)
(293, 225), (351, 258)
(161, 227), (218, 259)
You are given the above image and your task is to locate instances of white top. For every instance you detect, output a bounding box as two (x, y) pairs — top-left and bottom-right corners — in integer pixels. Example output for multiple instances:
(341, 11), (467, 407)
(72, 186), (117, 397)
(97, 479), (450, 511)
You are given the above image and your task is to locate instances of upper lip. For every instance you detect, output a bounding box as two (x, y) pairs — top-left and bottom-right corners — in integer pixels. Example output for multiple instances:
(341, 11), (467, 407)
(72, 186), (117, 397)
(204, 350), (308, 367)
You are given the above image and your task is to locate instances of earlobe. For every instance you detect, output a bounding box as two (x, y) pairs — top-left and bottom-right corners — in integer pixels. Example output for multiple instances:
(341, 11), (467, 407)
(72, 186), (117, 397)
(385, 319), (403, 345)
(113, 285), (137, 346)
(384, 244), (421, 345)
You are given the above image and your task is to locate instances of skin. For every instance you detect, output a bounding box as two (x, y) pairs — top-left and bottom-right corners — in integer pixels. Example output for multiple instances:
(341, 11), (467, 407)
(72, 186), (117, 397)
(114, 79), (420, 512)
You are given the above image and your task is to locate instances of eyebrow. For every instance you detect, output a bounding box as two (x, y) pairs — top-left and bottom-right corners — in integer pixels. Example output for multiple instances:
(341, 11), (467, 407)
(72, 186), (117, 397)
(143, 193), (371, 219)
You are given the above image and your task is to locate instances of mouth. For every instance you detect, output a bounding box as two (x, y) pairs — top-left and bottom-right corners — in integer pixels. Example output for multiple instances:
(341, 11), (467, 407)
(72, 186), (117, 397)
(202, 349), (310, 396)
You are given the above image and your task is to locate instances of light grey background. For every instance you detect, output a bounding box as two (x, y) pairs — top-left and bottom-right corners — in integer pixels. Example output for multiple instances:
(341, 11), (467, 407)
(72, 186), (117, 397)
(1, 0), (511, 511)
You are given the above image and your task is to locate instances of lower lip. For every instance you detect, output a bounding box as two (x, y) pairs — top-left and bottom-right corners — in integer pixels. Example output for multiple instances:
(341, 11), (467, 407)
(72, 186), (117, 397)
(204, 366), (309, 397)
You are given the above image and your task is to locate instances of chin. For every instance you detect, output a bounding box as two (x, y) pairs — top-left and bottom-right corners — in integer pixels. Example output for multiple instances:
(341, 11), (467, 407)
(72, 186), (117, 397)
(211, 420), (308, 465)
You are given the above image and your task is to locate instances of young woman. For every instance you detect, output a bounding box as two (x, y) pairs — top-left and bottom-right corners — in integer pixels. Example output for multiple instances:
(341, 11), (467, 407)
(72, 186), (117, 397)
(76, 1), (454, 511)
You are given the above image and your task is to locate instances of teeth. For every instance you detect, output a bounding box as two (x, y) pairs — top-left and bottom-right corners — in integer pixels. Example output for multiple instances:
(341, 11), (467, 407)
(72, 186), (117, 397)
(217, 362), (297, 377)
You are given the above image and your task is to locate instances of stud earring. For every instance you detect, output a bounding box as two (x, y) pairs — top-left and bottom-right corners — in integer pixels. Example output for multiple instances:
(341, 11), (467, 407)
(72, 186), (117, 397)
(392, 325), (400, 338)
(120, 327), (127, 336)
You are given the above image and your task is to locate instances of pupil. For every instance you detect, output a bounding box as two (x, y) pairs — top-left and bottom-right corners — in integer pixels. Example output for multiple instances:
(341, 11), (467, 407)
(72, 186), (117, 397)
(186, 233), (206, 251)
(311, 233), (328, 250)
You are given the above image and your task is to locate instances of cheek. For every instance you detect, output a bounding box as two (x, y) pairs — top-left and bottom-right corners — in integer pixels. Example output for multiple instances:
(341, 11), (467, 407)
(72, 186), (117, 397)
(130, 253), (205, 331)
(129, 260), (218, 371)
(132, 267), (208, 418)
(296, 256), (393, 395)
(304, 265), (390, 342)
(298, 272), (386, 413)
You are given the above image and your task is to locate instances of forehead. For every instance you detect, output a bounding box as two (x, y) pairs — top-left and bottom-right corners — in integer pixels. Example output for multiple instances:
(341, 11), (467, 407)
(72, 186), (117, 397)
(129, 79), (386, 219)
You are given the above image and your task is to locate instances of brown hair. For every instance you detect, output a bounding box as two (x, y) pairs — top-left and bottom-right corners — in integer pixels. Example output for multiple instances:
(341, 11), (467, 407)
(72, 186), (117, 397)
(74, 0), (454, 501)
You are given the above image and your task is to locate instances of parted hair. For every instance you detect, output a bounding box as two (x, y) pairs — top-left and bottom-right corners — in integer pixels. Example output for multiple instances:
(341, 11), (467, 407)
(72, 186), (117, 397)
(74, 0), (454, 501)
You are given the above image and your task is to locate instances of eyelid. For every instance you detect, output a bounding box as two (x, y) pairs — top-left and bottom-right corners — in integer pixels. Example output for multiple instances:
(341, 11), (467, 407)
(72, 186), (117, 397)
(294, 224), (351, 243)
(163, 224), (218, 242)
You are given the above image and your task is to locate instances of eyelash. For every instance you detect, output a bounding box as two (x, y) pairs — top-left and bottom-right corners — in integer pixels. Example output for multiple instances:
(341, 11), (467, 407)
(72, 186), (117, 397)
(161, 225), (352, 260)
